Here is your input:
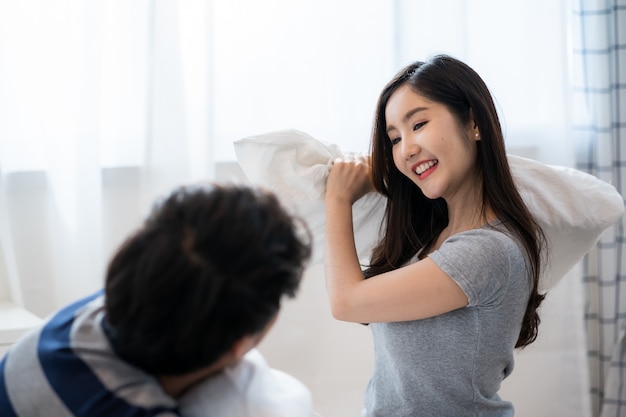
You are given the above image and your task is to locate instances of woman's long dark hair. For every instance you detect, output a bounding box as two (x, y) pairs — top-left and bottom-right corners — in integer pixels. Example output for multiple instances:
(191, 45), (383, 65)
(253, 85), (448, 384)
(366, 55), (546, 348)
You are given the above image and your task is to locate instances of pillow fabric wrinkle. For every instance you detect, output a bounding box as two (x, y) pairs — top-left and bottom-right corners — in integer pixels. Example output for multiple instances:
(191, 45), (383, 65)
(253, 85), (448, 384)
(234, 129), (625, 292)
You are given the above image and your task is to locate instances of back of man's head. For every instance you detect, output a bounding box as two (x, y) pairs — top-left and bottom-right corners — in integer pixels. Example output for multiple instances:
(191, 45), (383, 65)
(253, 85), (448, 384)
(103, 183), (311, 375)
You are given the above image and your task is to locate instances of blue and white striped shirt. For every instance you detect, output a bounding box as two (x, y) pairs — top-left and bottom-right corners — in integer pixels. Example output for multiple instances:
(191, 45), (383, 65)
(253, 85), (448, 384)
(0, 291), (179, 417)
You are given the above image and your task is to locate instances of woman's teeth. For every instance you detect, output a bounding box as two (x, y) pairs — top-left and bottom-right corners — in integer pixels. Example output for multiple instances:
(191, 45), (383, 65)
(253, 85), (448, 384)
(415, 160), (438, 175)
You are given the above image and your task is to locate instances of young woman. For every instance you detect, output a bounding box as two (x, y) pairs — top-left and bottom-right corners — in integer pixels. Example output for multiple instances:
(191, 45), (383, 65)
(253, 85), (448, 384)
(324, 55), (546, 416)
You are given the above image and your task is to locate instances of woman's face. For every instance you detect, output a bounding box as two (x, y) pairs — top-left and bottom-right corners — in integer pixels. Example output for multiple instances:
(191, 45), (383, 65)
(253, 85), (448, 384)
(385, 84), (480, 204)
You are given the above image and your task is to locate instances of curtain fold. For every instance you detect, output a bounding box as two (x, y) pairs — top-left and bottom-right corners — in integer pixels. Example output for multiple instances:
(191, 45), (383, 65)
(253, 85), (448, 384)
(0, 166), (22, 306)
(0, 0), (214, 316)
(142, 0), (191, 205)
(572, 1), (626, 415)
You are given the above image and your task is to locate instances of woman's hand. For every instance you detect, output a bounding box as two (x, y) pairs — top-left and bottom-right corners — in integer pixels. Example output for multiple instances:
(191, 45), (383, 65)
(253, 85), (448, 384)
(326, 153), (374, 205)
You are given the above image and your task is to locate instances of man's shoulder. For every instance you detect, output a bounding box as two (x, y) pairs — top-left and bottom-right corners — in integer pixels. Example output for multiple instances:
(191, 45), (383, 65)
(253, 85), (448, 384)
(179, 349), (313, 417)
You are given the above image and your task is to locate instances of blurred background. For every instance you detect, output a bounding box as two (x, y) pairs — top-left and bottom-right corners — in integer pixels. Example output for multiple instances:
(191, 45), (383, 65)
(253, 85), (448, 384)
(0, 1), (624, 416)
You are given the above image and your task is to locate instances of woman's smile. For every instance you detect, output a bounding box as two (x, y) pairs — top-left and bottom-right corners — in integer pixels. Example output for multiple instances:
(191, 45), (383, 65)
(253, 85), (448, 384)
(412, 159), (438, 178)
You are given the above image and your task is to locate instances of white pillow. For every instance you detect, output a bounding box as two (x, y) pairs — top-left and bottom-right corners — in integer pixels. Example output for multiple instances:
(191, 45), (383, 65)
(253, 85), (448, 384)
(234, 129), (624, 292)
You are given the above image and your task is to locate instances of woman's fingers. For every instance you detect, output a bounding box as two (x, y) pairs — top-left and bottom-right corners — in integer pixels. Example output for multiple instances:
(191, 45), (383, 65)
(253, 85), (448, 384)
(327, 153), (373, 204)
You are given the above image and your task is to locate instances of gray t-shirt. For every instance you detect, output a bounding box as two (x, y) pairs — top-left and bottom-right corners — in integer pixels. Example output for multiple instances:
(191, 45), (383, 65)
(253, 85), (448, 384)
(363, 223), (530, 417)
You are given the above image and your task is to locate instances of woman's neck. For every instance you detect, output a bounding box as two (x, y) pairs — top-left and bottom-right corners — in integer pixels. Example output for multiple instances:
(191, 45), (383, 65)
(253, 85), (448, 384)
(436, 200), (496, 247)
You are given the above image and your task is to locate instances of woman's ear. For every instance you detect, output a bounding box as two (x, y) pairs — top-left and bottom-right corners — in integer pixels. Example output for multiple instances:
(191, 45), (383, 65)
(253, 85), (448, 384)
(466, 121), (480, 142)
(468, 109), (480, 141)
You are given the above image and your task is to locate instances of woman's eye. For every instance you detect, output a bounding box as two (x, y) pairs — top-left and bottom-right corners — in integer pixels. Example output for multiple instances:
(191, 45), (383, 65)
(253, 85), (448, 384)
(390, 137), (401, 146)
(413, 121), (427, 131)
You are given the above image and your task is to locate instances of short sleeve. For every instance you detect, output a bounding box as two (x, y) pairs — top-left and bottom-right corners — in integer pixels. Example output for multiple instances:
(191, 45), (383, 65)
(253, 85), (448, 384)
(428, 228), (526, 307)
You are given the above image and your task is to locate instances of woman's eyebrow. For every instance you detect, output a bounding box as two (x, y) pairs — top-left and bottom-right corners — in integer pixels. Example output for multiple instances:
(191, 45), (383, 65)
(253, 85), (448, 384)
(386, 106), (428, 134)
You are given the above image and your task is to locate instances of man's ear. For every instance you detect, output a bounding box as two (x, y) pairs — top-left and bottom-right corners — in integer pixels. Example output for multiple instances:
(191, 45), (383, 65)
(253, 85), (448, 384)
(229, 335), (258, 361)
(228, 313), (279, 360)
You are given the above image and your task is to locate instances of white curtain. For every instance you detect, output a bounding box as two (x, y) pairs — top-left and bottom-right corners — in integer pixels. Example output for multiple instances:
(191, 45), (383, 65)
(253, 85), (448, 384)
(0, 0), (398, 316)
(0, 1), (603, 416)
(572, 1), (626, 415)
(0, 0), (214, 316)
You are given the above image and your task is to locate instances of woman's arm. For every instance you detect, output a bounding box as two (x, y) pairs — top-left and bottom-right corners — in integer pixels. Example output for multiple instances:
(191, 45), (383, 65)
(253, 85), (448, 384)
(324, 156), (468, 324)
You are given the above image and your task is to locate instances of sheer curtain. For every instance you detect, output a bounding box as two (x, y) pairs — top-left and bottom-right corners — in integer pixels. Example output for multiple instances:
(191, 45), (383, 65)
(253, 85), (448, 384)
(0, 0), (603, 415)
(0, 0), (213, 316)
(572, 1), (626, 415)
(0, 0), (398, 317)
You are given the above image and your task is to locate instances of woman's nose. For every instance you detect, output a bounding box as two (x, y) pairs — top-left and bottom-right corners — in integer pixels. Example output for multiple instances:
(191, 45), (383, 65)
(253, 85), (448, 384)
(401, 139), (420, 161)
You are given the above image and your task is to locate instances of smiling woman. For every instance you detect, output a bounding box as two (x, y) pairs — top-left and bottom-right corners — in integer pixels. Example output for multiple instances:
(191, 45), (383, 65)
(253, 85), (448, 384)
(324, 56), (547, 416)
(0, 0), (589, 416)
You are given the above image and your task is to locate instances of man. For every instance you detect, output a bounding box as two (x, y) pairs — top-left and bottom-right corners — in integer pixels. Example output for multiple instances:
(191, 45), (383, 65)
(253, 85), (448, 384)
(0, 183), (313, 416)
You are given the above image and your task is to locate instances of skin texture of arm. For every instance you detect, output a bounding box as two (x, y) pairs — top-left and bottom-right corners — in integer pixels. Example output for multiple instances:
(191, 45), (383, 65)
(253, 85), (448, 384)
(324, 156), (468, 324)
